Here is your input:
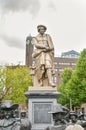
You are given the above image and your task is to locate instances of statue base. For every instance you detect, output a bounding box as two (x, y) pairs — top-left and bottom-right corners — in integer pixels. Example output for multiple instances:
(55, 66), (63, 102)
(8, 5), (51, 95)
(29, 86), (57, 91)
(25, 86), (61, 130)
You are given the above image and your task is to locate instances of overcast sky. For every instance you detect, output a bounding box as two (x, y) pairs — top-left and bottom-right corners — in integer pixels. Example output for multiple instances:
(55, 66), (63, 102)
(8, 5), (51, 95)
(0, 0), (86, 65)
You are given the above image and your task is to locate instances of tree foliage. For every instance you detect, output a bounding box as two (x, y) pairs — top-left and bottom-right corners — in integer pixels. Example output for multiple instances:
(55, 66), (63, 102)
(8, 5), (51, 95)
(58, 48), (86, 107)
(68, 48), (86, 106)
(0, 65), (32, 104)
(0, 66), (6, 103)
(58, 68), (73, 107)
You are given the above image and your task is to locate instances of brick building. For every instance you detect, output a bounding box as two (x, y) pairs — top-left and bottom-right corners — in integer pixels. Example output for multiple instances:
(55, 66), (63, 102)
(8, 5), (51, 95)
(53, 50), (80, 86)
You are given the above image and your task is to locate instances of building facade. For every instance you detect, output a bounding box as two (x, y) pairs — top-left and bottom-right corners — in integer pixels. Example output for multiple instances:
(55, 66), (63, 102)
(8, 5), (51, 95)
(53, 50), (80, 86)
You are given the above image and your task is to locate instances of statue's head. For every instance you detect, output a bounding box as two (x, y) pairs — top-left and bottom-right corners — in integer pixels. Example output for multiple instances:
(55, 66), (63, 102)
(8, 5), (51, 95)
(0, 100), (19, 119)
(4, 110), (12, 119)
(69, 111), (77, 123)
(37, 25), (47, 34)
(49, 104), (67, 125)
(20, 110), (26, 118)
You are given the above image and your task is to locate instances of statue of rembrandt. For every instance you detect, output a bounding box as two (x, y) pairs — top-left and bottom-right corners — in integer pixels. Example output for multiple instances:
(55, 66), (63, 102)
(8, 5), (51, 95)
(31, 25), (55, 87)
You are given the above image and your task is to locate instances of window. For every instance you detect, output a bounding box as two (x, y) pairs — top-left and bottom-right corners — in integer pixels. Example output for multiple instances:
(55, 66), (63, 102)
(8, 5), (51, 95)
(62, 54), (79, 58)
(52, 76), (57, 83)
(54, 62), (58, 65)
(59, 68), (64, 72)
(59, 62), (70, 65)
(71, 62), (76, 65)
(54, 68), (58, 72)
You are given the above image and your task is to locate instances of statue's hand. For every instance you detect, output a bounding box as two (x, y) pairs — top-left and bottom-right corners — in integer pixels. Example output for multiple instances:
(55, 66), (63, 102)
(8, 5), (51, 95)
(42, 47), (50, 52)
(46, 47), (50, 51)
(42, 49), (46, 52)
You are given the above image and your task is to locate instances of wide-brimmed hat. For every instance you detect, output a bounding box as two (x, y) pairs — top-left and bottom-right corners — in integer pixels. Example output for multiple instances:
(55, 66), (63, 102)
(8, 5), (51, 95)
(48, 104), (66, 114)
(37, 25), (47, 32)
(0, 100), (18, 110)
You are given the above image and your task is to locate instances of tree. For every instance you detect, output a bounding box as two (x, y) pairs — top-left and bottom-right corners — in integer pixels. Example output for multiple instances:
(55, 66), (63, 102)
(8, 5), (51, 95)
(0, 66), (7, 103)
(68, 48), (86, 106)
(58, 68), (73, 107)
(0, 65), (32, 104)
(58, 49), (86, 107)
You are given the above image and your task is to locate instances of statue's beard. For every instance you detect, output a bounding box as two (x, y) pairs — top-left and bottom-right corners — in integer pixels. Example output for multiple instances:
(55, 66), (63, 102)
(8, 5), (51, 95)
(5, 115), (10, 119)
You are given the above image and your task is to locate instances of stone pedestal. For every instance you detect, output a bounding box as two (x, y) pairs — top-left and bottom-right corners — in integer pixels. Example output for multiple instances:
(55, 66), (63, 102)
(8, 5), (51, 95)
(25, 86), (61, 130)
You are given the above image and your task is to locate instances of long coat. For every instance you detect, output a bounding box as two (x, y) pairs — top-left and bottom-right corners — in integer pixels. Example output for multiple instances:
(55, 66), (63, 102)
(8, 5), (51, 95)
(32, 34), (54, 81)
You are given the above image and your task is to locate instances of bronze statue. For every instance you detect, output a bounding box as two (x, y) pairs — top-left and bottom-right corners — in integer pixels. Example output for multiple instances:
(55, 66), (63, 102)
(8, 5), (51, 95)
(0, 100), (20, 130)
(0, 100), (32, 130)
(31, 25), (55, 87)
(20, 110), (31, 130)
(45, 104), (68, 130)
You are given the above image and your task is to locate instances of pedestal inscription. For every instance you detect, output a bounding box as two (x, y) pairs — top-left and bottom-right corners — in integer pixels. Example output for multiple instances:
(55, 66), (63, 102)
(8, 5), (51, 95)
(33, 102), (52, 124)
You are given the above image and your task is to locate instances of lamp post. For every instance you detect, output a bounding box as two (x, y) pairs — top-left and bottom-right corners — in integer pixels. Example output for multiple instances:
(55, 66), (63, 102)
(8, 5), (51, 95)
(70, 98), (72, 111)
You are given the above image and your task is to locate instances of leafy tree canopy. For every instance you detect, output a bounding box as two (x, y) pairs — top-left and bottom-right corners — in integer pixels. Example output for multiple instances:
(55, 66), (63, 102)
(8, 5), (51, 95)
(58, 68), (73, 107)
(0, 65), (32, 104)
(58, 48), (86, 107)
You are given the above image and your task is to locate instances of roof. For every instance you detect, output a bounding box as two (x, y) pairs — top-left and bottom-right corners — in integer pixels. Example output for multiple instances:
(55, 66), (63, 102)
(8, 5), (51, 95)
(61, 50), (80, 57)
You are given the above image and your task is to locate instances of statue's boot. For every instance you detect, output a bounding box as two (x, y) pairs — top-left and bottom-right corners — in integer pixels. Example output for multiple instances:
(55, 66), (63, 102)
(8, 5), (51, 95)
(39, 80), (43, 86)
(47, 69), (56, 87)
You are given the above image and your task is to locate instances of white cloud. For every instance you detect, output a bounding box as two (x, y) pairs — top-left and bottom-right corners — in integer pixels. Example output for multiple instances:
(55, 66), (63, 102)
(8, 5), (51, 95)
(0, 34), (24, 49)
(0, 0), (86, 64)
(0, 0), (41, 16)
